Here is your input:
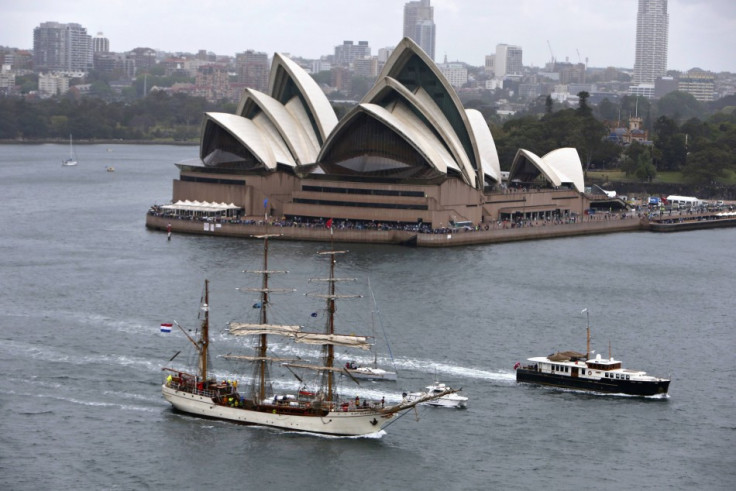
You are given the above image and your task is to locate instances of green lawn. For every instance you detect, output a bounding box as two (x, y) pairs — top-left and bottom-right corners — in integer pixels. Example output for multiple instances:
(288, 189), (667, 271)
(586, 170), (736, 185)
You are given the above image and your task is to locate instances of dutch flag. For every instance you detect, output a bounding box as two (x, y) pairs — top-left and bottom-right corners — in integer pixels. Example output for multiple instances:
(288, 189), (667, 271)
(160, 323), (173, 333)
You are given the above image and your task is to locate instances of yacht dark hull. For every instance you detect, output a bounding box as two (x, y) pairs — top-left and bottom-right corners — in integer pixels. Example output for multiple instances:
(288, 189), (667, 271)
(516, 368), (669, 396)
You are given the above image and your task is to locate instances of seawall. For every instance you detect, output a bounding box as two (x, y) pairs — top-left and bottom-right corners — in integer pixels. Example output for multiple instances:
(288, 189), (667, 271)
(146, 214), (644, 247)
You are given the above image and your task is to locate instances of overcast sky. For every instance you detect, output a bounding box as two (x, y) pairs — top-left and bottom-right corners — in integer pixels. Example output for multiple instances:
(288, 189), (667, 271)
(3, 0), (734, 73)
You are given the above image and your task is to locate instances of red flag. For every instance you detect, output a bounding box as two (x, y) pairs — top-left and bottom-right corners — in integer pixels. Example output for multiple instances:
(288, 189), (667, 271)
(326, 218), (333, 229)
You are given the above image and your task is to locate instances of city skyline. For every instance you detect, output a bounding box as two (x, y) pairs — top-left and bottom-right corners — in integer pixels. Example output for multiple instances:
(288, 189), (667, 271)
(3, 0), (735, 73)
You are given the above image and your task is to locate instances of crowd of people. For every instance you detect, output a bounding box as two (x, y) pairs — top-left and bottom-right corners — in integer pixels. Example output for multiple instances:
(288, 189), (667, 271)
(149, 204), (643, 236)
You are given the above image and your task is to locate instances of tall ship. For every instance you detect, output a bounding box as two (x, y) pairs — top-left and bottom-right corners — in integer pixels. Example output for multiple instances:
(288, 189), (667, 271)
(515, 310), (670, 397)
(162, 234), (452, 436)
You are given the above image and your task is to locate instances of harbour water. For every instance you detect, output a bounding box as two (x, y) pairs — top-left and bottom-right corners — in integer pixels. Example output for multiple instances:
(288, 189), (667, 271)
(1, 144), (734, 490)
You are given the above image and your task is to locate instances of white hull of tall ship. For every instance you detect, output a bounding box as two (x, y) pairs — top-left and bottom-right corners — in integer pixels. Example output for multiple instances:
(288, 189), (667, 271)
(162, 384), (394, 436)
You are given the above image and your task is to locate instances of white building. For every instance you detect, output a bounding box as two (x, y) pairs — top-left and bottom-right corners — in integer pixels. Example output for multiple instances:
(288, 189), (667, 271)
(438, 62), (468, 88)
(495, 44), (523, 78)
(38, 73), (71, 97)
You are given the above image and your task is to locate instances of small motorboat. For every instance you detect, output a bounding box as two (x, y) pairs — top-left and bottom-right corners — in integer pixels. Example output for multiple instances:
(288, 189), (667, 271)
(404, 382), (468, 409)
(344, 361), (397, 381)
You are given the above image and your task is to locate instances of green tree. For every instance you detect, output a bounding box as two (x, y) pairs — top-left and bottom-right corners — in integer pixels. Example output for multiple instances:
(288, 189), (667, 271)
(577, 91), (592, 117)
(595, 98), (619, 122)
(653, 116), (687, 171)
(682, 145), (733, 184)
(655, 91), (704, 123)
(621, 142), (656, 181)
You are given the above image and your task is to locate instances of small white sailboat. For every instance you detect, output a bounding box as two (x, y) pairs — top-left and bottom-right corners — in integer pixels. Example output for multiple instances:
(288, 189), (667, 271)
(62, 134), (78, 166)
(344, 280), (398, 382)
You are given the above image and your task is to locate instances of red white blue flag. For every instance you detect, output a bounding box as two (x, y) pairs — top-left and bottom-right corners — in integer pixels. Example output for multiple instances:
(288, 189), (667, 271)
(160, 323), (172, 333)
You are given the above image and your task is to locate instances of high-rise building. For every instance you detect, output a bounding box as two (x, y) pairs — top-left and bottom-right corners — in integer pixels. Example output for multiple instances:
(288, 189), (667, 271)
(403, 0), (435, 60)
(33, 21), (92, 72)
(494, 44), (523, 78)
(334, 41), (371, 67)
(235, 50), (269, 92)
(678, 70), (715, 102)
(633, 0), (668, 84)
(92, 32), (109, 53)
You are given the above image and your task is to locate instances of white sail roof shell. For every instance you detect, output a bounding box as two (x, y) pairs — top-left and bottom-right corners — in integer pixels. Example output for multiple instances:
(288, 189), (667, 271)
(269, 53), (337, 144)
(238, 89), (319, 164)
(361, 77), (475, 185)
(509, 148), (584, 193)
(541, 148), (585, 193)
(465, 109), (501, 184)
(321, 102), (461, 177)
(204, 112), (291, 170)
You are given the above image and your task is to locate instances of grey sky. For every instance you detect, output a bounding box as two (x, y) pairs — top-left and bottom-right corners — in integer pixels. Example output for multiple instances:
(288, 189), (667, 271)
(3, 0), (734, 72)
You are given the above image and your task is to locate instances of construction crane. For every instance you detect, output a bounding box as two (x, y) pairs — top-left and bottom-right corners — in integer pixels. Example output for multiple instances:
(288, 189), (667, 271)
(547, 40), (556, 70)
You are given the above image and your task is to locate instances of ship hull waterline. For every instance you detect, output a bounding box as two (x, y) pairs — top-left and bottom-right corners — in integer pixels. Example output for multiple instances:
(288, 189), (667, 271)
(515, 369), (670, 396)
(162, 385), (396, 436)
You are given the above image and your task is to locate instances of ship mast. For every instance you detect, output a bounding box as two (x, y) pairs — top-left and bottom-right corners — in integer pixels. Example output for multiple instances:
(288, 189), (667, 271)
(199, 280), (209, 381)
(257, 235), (271, 401)
(326, 250), (336, 400)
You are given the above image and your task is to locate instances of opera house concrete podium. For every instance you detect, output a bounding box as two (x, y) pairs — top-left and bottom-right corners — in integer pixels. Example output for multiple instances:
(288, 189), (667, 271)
(150, 38), (605, 243)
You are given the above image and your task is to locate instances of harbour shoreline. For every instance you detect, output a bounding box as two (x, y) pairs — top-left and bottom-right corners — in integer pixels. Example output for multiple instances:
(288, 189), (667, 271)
(146, 211), (736, 246)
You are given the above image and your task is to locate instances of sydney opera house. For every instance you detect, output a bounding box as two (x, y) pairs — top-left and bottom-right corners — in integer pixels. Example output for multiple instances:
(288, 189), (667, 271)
(157, 38), (602, 231)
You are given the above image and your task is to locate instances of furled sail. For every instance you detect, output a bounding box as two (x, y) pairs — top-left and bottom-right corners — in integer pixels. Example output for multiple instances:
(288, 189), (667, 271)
(228, 322), (301, 337)
(293, 332), (372, 350)
(222, 354), (298, 362)
(282, 362), (350, 373)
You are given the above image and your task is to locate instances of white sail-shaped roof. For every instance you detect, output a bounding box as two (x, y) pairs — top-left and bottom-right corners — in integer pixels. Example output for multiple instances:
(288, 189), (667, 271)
(465, 109), (501, 185)
(317, 102), (461, 179)
(508, 148), (584, 192)
(238, 89), (319, 164)
(541, 148), (584, 193)
(361, 77), (476, 186)
(269, 53), (337, 145)
(376, 38), (481, 179)
(202, 113), (283, 170)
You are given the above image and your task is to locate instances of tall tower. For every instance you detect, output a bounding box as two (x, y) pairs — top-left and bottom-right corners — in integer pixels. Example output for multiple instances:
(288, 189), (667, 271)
(403, 0), (435, 60)
(633, 0), (669, 84)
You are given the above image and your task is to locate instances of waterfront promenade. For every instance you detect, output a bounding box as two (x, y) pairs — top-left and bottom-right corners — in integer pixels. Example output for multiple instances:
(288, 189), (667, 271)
(146, 212), (644, 247)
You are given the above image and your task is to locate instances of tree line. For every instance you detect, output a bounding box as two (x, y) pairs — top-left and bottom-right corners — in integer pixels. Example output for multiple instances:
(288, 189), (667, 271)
(491, 91), (736, 185)
(0, 91), (228, 142)
(1, 88), (735, 185)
